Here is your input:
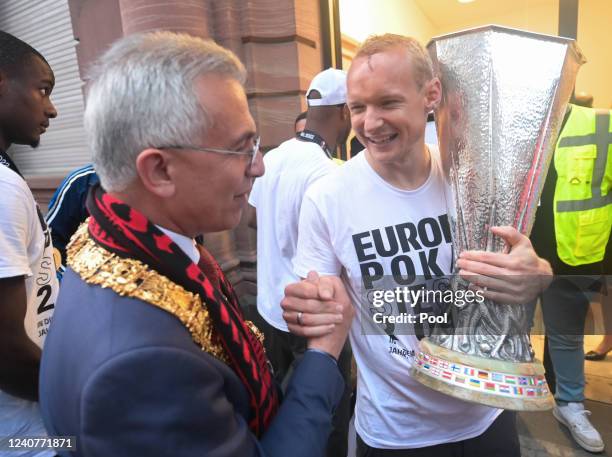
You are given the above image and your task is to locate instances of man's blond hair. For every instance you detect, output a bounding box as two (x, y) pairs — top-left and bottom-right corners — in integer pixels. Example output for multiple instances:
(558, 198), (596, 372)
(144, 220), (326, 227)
(353, 34), (434, 88)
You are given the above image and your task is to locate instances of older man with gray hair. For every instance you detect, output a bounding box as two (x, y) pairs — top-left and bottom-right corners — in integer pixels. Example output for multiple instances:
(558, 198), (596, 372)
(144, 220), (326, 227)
(39, 31), (353, 457)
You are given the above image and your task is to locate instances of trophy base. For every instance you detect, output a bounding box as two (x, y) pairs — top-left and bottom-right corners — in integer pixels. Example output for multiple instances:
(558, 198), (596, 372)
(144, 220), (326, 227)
(410, 338), (554, 411)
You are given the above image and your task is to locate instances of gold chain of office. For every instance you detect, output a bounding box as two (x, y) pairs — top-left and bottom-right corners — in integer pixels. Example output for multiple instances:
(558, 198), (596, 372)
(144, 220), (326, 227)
(67, 223), (264, 365)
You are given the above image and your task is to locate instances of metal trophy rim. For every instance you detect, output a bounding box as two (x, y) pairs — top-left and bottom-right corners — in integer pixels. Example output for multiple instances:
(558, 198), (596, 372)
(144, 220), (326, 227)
(411, 338), (556, 411)
(427, 24), (586, 66)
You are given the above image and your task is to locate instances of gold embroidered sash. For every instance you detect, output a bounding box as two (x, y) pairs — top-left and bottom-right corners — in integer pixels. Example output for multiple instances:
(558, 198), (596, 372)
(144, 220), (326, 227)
(67, 223), (234, 364)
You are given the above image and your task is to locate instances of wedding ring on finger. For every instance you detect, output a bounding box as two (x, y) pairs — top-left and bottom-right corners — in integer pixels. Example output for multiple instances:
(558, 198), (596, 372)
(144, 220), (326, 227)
(297, 311), (303, 326)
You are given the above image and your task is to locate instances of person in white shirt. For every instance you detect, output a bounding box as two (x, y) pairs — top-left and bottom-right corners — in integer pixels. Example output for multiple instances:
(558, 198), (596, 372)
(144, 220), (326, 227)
(288, 34), (552, 456)
(294, 111), (307, 134)
(0, 31), (59, 457)
(248, 68), (352, 456)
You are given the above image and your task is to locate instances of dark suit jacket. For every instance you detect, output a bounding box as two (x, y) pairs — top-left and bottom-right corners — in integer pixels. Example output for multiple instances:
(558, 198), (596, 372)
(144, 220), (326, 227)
(40, 269), (344, 457)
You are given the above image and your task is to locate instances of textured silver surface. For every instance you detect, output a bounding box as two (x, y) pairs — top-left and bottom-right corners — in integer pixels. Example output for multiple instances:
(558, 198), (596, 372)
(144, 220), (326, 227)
(428, 26), (584, 362)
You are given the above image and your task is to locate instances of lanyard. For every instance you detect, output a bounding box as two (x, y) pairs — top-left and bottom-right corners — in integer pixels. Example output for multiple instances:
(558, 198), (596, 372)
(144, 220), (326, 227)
(296, 130), (333, 159)
(0, 149), (23, 178)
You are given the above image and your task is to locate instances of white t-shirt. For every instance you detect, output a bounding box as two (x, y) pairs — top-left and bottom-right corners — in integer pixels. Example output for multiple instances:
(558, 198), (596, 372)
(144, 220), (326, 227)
(0, 165), (58, 457)
(249, 138), (337, 331)
(293, 146), (501, 449)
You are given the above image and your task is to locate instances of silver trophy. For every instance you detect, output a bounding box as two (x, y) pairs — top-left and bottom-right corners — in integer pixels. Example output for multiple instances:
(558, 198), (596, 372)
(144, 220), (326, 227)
(410, 25), (585, 410)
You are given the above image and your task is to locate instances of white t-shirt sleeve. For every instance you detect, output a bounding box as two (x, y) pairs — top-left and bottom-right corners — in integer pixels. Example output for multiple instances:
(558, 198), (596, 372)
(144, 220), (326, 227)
(304, 159), (336, 190)
(0, 176), (32, 278)
(293, 192), (342, 278)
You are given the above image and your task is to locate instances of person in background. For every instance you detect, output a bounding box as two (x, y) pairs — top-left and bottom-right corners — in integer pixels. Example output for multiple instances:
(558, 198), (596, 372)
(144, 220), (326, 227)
(531, 100), (611, 453)
(39, 32), (353, 457)
(248, 67), (352, 457)
(584, 229), (612, 361)
(294, 110), (307, 134)
(0, 30), (58, 457)
(46, 164), (98, 279)
(585, 290), (612, 361)
(349, 135), (365, 157)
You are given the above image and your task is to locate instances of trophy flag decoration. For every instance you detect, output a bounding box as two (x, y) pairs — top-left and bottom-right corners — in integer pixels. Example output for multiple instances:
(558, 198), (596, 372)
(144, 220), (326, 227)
(410, 25), (585, 411)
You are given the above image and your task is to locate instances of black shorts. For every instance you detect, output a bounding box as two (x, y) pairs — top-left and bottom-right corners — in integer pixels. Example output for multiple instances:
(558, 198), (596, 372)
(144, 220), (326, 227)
(356, 410), (520, 457)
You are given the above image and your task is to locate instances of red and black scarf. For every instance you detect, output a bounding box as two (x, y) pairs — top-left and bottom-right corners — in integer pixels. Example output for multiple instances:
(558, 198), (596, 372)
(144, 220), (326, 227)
(86, 184), (278, 436)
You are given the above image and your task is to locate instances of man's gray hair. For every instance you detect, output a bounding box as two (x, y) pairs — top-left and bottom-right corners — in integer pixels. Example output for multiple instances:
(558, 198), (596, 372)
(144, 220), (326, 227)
(85, 31), (246, 192)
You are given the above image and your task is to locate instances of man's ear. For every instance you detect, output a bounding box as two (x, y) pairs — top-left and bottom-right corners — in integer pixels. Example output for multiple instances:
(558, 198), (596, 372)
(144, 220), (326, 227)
(424, 77), (442, 112)
(341, 104), (350, 120)
(135, 148), (176, 198)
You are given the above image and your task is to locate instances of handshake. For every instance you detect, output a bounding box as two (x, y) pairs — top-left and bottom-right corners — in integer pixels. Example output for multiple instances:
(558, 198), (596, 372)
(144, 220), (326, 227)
(281, 271), (354, 360)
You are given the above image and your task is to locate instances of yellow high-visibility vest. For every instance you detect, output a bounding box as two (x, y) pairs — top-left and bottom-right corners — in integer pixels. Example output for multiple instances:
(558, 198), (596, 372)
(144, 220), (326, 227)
(553, 104), (612, 265)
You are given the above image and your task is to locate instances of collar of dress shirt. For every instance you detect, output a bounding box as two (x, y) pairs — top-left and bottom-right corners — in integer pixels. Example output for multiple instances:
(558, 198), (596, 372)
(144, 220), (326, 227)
(155, 225), (200, 265)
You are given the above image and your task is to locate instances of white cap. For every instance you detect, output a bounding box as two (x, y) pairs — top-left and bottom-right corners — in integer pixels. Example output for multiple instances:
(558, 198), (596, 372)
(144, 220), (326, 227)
(306, 68), (347, 106)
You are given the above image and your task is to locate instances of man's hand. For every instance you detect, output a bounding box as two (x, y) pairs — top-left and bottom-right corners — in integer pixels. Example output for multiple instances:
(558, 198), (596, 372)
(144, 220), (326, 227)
(456, 226), (553, 304)
(282, 271), (354, 360)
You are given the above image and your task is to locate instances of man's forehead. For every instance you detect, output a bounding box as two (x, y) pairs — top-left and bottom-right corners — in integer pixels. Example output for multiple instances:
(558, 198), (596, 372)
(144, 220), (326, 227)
(194, 75), (256, 143)
(350, 49), (408, 74)
(348, 53), (413, 93)
(29, 55), (55, 84)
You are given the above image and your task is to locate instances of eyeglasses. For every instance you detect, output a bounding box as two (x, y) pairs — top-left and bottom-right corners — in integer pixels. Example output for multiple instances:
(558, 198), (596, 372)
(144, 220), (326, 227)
(158, 136), (260, 168)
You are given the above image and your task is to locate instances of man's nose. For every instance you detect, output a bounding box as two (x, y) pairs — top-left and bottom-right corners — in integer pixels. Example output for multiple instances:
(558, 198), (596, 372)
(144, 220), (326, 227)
(247, 148), (265, 178)
(363, 107), (383, 133)
(46, 99), (58, 119)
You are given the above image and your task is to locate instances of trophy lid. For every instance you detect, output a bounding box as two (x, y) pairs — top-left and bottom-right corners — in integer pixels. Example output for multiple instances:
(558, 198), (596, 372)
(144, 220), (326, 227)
(427, 24), (586, 65)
